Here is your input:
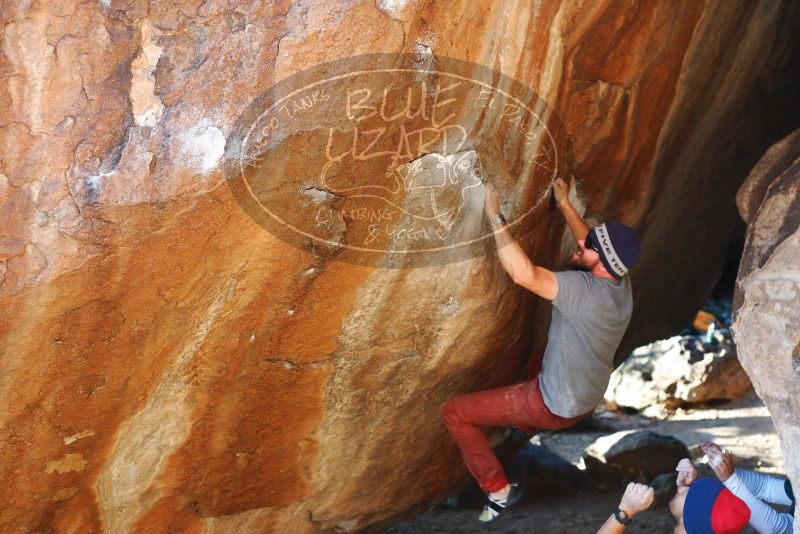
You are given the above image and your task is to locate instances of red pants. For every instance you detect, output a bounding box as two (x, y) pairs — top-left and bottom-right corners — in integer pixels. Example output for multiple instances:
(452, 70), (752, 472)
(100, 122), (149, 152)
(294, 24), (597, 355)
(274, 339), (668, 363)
(441, 347), (590, 493)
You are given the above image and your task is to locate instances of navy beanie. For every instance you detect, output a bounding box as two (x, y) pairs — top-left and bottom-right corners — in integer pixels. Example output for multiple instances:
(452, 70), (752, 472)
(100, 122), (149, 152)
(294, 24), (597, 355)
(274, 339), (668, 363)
(585, 221), (643, 279)
(683, 477), (750, 534)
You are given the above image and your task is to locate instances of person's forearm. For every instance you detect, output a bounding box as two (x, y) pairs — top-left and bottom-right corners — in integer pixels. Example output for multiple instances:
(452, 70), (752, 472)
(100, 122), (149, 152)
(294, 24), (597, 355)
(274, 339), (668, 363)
(491, 222), (534, 283)
(734, 468), (794, 506)
(724, 472), (794, 534)
(559, 199), (590, 242)
(596, 515), (626, 534)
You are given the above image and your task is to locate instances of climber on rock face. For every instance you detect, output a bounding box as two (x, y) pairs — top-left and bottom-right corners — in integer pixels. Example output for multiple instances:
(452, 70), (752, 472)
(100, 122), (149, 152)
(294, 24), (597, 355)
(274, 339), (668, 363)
(441, 176), (643, 525)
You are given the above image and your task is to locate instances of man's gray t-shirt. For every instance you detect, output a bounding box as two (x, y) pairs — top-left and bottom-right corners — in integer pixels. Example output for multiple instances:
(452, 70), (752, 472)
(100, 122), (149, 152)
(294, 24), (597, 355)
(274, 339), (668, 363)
(539, 270), (633, 418)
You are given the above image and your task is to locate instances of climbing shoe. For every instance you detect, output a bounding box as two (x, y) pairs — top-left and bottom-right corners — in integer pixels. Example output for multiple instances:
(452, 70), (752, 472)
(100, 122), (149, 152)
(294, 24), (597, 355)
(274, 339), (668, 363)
(477, 482), (522, 525)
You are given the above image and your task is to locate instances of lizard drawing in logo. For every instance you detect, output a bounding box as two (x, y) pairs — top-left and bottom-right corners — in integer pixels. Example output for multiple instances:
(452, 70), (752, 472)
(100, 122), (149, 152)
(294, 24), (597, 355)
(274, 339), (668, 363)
(317, 149), (486, 241)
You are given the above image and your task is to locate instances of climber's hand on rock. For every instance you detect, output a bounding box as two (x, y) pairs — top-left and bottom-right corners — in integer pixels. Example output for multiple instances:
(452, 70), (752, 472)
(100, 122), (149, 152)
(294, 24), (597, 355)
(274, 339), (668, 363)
(676, 458), (698, 486)
(553, 177), (570, 207)
(619, 482), (655, 517)
(484, 183), (501, 218)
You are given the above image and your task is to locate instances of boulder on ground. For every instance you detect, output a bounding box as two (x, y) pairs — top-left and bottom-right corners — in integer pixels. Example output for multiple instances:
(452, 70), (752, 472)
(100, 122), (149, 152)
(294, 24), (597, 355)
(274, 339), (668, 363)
(650, 472), (679, 508)
(584, 430), (690, 479)
(732, 127), (800, 526)
(605, 330), (752, 410)
(512, 442), (588, 496)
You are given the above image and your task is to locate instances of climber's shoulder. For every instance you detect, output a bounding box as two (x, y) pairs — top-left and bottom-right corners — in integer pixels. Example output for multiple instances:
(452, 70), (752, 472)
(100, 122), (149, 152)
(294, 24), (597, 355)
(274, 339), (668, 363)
(511, 264), (558, 300)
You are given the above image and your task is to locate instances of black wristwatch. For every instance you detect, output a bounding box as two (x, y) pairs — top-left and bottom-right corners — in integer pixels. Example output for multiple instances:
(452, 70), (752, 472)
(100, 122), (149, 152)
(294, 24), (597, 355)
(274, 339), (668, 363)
(614, 508), (632, 525)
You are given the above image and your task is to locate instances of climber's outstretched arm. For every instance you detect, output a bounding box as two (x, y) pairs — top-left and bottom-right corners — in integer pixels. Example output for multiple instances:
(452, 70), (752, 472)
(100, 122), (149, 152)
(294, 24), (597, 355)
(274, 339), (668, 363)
(484, 183), (558, 301)
(554, 177), (590, 243)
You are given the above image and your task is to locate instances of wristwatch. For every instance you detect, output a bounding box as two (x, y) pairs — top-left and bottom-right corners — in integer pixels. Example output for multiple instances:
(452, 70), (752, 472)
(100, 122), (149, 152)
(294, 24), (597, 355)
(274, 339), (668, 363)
(489, 213), (508, 226)
(614, 508), (632, 525)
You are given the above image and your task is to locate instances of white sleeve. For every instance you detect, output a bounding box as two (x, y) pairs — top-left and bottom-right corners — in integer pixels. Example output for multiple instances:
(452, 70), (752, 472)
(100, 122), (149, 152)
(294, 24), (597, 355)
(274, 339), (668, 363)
(734, 469), (793, 506)
(724, 472), (794, 534)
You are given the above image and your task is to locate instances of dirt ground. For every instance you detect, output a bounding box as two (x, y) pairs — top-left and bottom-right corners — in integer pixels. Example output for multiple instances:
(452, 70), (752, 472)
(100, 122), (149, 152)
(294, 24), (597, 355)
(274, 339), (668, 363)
(387, 391), (780, 534)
